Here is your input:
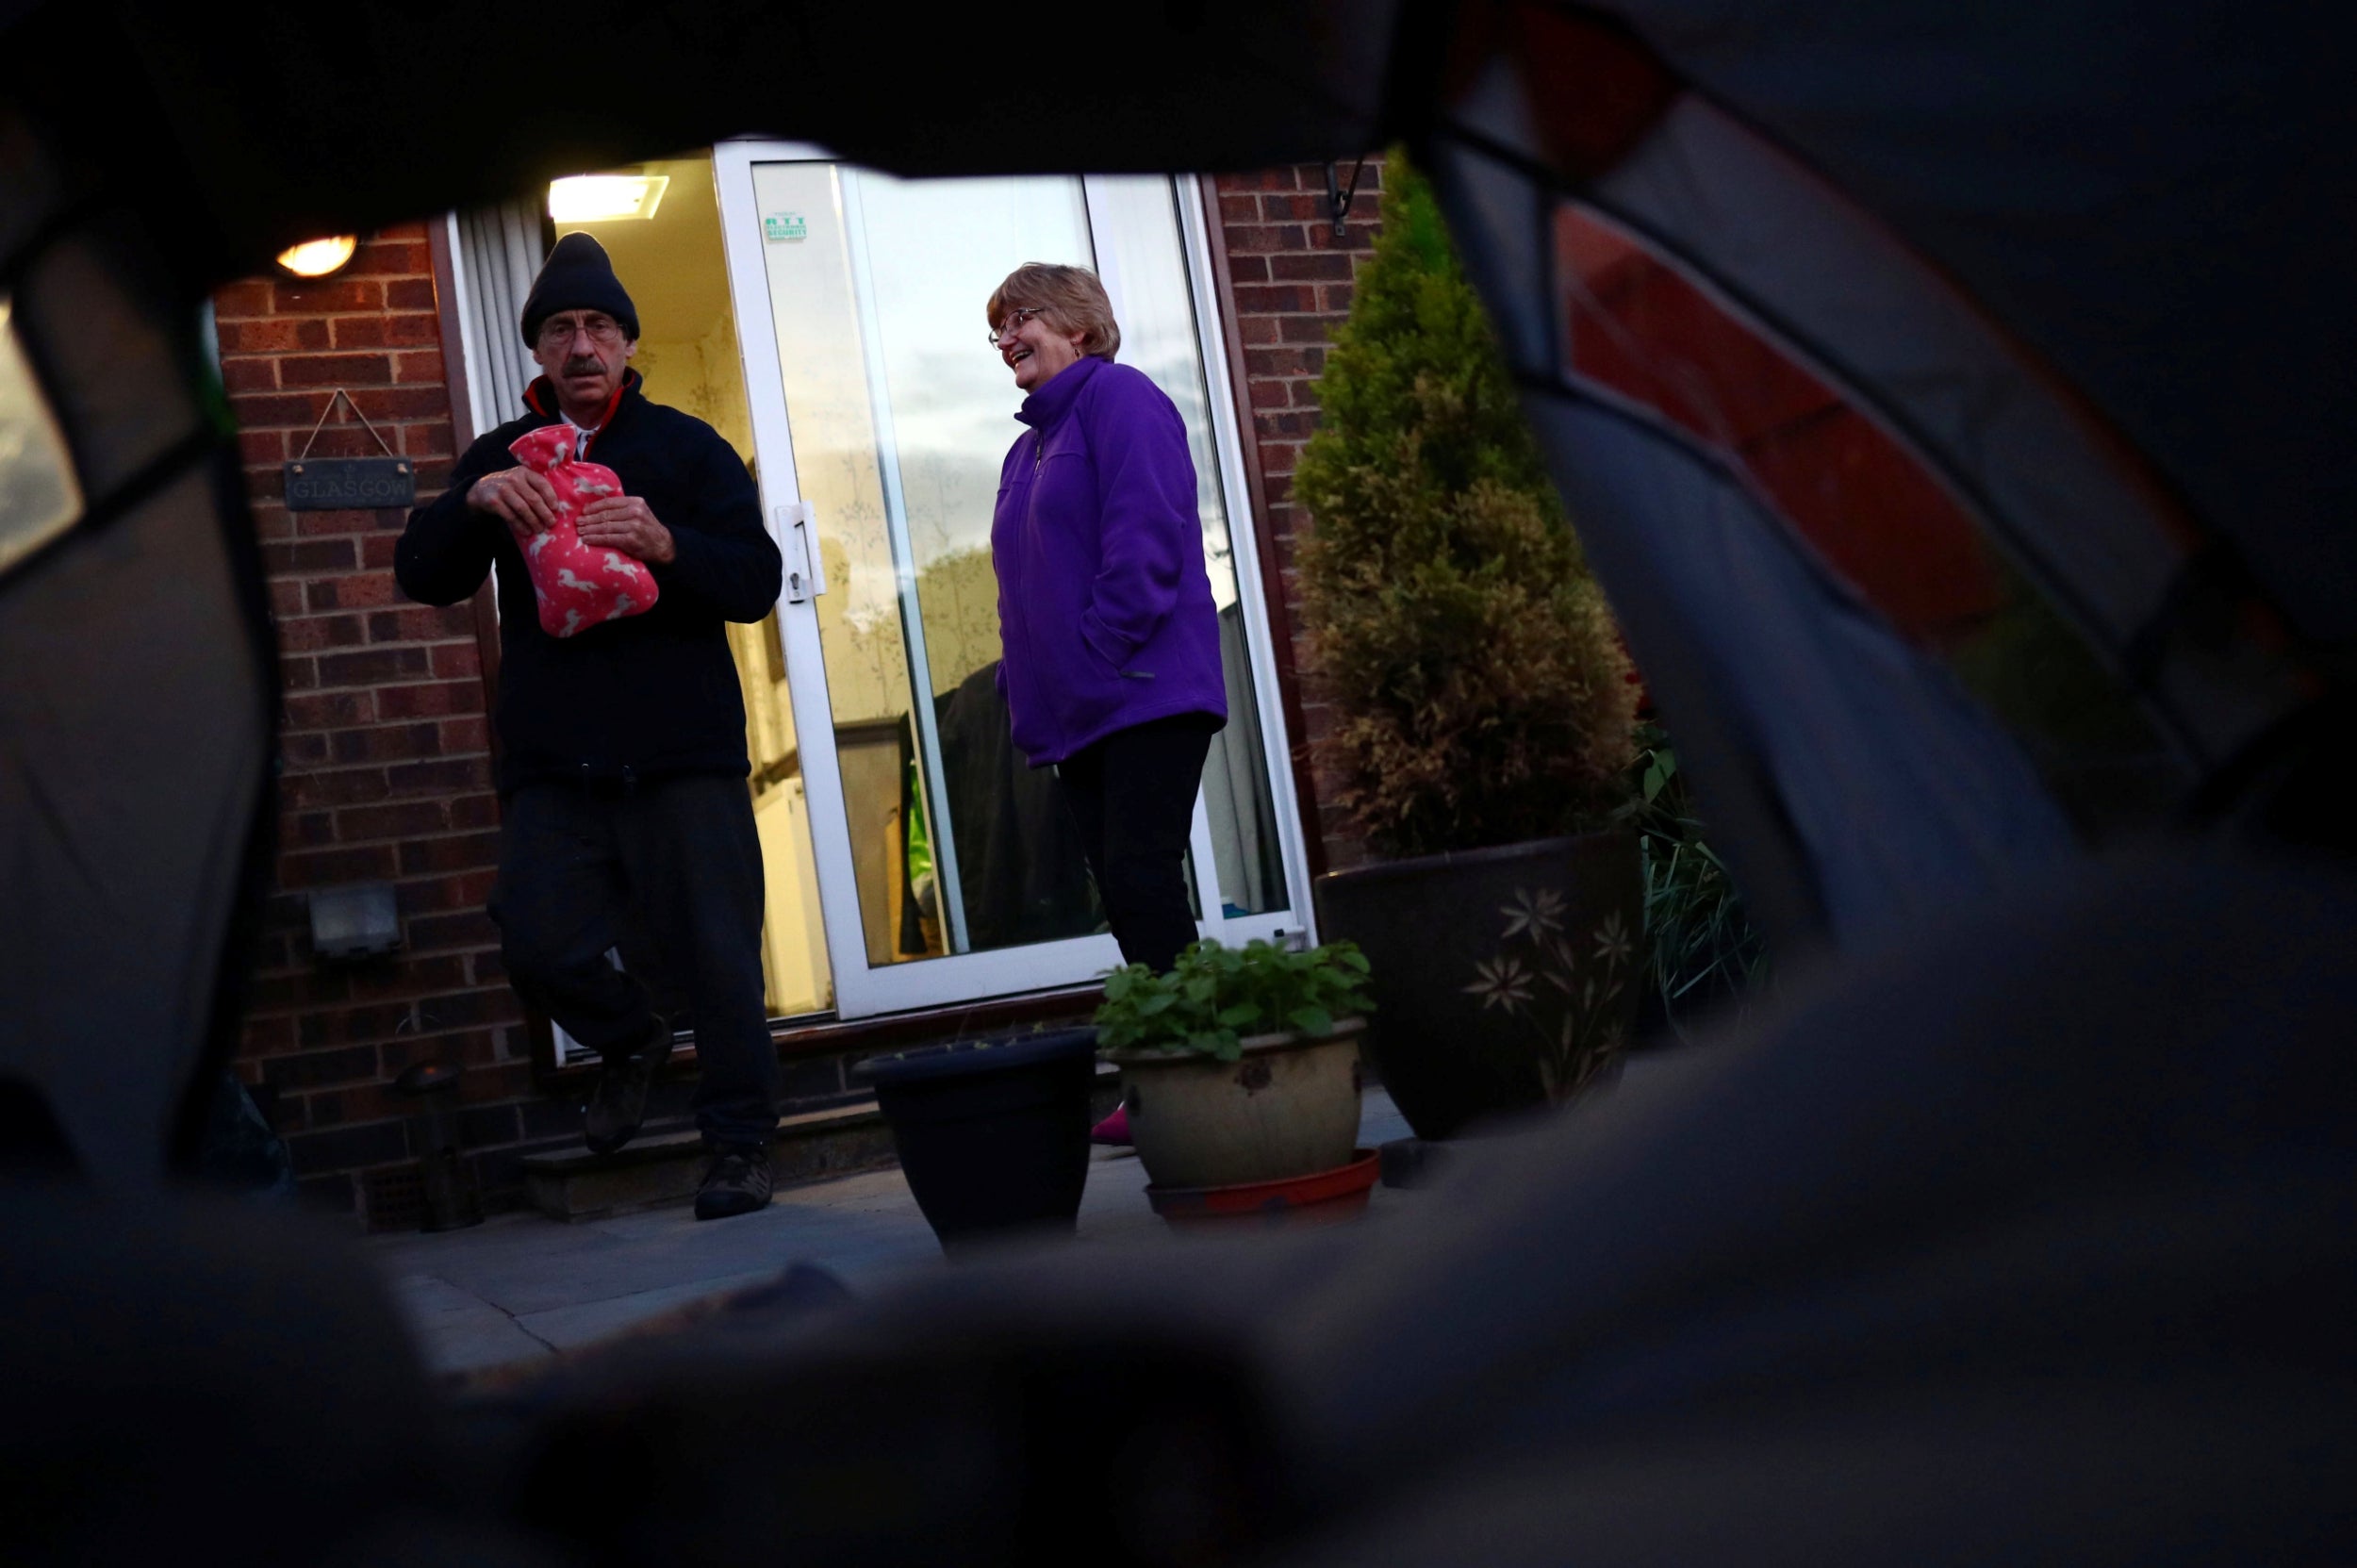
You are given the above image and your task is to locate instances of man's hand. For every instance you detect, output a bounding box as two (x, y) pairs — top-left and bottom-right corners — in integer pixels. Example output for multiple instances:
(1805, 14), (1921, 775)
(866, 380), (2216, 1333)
(467, 466), (563, 535)
(578, 495), (676, 565)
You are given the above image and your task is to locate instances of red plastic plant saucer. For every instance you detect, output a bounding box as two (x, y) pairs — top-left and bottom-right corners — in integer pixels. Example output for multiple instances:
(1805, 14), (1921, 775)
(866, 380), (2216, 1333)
(1145, 1147), (1382, 1231)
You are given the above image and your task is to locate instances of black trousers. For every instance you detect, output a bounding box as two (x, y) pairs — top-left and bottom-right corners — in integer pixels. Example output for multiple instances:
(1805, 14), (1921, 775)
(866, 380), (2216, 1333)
(490, 774), (777, 1149)
(1055, 713), (1218, 975)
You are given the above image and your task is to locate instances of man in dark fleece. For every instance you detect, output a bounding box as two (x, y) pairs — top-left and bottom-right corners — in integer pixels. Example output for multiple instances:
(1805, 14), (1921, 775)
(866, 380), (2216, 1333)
(396, 233), (783, 1220)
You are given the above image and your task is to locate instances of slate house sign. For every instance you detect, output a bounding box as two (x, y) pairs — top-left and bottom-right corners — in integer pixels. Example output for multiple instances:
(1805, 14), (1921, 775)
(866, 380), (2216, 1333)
(283, 388), (416, 510)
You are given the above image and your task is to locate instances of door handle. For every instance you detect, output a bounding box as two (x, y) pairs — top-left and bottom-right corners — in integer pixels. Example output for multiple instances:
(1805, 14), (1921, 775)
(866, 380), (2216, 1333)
(778, 501), (827, 602)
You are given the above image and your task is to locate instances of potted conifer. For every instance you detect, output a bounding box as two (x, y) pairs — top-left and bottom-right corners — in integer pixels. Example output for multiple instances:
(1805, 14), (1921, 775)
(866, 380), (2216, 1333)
(1297, 153), (1642, 1140)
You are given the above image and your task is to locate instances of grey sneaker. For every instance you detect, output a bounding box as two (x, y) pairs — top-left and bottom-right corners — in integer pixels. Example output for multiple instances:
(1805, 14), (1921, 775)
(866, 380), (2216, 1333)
(584, 1020), (670, 1155)
(694, 1145), (773, 1221)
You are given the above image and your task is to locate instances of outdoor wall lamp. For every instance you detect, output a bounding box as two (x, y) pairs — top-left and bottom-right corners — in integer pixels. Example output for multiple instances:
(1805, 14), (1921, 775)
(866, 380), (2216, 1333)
(274, 236), (357, 278)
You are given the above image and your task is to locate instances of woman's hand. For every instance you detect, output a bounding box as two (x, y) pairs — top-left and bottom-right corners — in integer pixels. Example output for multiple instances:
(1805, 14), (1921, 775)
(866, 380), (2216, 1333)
(578, 495), (677, 565)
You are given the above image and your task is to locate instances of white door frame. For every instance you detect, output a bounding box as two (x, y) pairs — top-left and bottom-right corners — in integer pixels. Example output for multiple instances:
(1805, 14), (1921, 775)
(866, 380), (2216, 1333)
(714, 140), (1313, 1019)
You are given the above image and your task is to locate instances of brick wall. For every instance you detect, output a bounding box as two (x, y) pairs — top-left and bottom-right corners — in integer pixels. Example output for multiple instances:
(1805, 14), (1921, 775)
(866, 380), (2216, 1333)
(1208, 159), (1383, 873)
(214, 226), (554, 1221)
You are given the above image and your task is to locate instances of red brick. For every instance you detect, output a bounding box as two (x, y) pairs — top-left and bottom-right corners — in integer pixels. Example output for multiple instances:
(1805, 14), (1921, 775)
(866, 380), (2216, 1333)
(328, 723), (441, 767)
(336, 801), (449, 841)
(318, 646), (431, 687)
(399, 832), (503, 876)
(439, 716), (489, 753)
(276, 278), (383, 315)
(305, 572), (400, 613)
(284, 690), (373, 731)
(345, 239), (430, 276)
(280, 655), (319, 691)
(1237, 315), (1279, 345)
(347, 387), (453, 421)
(250, 504), (295, 540)
(275, 614), (367, 652)
(221, 316), (332, 355)
(1261, 192), (1327, 223)
(1246, 377), (1292, 410)
(1319, 284), (1355, 313)
(279, 844), (399, 888)
(406, 910), (498, 952)
(1224, 223), (1306, 255)
(233, 389), (341, 428)
(376, 681), (481, 719)
(1218, 169), (1301, 191)
(1277, 316), (1338, 344)
(375, 221), (431, 240)
(387, 756), (493, 797)
(1271, 253), (1352, 283)
(1233, 284), (1318, 314)
(400, 421), (453, 457)
(387, 278), (437, 311)
(1218, 194), (1259, 223)
(221, 358), (277, 393)
(360, 535), (403, 570)
(368, 604), (476, 643)
(278, 353), (393, 389)
(283, 767), (392, 808)
(1226, 256), (1269, 284)
(393, 350), (444, 385)
(298, 424), (399, 459)
(237, 429), (285, 465)
(451, 794), (502, 831)
(429, 642), (482, 680)
(281, 811), (336, 850)
(212, 279), (274, 318)
(1244, 347), (1317, 379)
(267, 579), (305, 616)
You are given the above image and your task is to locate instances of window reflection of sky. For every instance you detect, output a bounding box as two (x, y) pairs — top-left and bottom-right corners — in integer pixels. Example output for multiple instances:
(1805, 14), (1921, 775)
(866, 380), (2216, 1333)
(851, 174), (1093, 570)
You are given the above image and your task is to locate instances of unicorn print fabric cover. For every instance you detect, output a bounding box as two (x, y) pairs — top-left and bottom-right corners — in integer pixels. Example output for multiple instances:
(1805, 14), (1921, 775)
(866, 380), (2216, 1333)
(504, 423), (660, 637)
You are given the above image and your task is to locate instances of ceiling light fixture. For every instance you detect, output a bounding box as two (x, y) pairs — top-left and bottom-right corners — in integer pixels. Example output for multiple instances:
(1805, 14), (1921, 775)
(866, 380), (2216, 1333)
(274, 237), (358, 278)
(547, 174), (670, 223)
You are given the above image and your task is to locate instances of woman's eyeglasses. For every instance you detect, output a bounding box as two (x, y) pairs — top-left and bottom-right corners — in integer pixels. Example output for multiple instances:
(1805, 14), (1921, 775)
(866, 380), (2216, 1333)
(987, 306), (1046, 348)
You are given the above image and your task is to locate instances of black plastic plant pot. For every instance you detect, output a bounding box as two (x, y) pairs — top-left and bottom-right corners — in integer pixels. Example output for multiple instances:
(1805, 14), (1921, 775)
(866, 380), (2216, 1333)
(851, 1027), (1099, 1253)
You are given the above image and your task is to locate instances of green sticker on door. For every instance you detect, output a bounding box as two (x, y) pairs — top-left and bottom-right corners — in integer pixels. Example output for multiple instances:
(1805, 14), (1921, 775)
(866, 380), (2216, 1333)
(764, 212), (808, 242)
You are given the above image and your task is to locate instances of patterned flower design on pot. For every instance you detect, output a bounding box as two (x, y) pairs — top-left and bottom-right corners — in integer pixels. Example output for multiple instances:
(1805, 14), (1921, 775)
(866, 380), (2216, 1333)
(505, 423), (660, 638)
(1466, 890), (1630, 1102)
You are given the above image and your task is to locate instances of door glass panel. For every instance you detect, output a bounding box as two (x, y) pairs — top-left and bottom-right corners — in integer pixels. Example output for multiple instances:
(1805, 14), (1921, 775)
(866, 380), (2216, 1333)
(1086, 179), (1290, 916)
(552, 157), (833, 1017)
(750, 162), (1106, 966)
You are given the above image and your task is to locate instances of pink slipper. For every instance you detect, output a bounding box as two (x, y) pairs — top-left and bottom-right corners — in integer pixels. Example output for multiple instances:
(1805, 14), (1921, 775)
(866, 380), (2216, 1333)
(1089, 1104), (1132, 1146)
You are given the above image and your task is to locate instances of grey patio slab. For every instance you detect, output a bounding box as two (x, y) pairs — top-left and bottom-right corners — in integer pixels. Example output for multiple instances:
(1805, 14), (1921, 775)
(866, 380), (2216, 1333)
(373, 1090), (1416, 1376)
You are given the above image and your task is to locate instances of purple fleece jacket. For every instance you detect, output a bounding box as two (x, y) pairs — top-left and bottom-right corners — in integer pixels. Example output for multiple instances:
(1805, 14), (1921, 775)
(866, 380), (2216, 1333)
(991, 355), (1228, 767)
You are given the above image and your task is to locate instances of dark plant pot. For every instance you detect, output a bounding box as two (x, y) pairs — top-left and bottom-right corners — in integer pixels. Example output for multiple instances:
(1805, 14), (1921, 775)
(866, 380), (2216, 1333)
(1314, 832), (1642, 1141)
(851, 1027), (1098, 1253)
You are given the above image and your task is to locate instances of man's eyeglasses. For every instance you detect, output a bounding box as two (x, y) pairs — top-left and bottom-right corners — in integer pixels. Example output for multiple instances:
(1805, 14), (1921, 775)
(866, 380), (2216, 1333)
(987, 306), (1046, 348)
(538, 314), (626, 350)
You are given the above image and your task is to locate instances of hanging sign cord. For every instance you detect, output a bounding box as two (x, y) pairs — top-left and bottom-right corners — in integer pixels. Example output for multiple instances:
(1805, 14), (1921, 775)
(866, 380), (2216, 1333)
(295, 388), (400, 462)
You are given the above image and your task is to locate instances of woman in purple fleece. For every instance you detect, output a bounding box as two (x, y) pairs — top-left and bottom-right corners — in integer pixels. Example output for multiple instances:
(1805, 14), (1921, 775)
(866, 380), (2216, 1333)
(986, 262), (1227, 1013)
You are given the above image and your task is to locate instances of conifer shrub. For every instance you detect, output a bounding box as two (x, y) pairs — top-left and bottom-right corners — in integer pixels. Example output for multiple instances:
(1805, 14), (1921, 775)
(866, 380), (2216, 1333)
(1294, 154), (1638, 858)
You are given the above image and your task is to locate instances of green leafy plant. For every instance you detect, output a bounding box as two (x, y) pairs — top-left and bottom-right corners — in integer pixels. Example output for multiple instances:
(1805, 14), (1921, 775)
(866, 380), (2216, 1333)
(1616, 722), (1769, 1036)
(1294, 150), (1637, 857)
(1095, 940), (1375, 1062)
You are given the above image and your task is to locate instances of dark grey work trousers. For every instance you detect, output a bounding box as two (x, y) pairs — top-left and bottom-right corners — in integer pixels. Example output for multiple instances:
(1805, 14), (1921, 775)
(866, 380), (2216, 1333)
(490, 773), (778, 1149)
(1055, 713), (1219, 975)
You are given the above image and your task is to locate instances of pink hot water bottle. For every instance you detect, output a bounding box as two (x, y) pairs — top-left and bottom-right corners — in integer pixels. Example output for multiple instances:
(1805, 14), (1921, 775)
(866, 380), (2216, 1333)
(504, 424), (660, 637)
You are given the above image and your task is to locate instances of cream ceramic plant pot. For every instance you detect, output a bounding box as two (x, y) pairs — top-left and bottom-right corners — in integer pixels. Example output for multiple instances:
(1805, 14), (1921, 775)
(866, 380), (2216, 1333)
(1108, 1017), (1366, 1190)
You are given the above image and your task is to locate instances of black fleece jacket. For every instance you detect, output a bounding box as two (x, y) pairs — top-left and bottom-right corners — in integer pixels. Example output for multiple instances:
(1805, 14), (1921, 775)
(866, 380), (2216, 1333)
(395, 371), (782, 792)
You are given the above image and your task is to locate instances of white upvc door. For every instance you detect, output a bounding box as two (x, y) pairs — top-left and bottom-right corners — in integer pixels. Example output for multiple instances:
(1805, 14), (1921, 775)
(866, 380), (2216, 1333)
(714, 140), (1311, 1019)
